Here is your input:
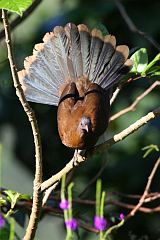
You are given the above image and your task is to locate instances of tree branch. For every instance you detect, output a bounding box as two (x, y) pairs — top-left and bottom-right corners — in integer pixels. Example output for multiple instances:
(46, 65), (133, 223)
(90, 107), (160, 155)
(129, 156), (160, 217)
(114, 0), (160, 51)
(110, 81), (160, 122)
(41, 107), (160, 192)
(2, 10), (43, 240)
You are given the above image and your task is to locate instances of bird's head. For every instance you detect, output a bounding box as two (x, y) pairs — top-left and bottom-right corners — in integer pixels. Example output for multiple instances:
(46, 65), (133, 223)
(79, 116), (92, 134)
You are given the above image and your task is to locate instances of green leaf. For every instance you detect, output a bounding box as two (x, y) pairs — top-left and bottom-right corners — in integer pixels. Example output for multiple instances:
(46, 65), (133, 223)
(18, 194), (31, 201)
(4, 190), (20, 209)
(130, 48), (148, 74)
(0, 0), (32, 15)
(151, 71), (160, 76)
(142, 53), (160, 75)
(142, 144), (159, 158)
(0, 196), (7, 206)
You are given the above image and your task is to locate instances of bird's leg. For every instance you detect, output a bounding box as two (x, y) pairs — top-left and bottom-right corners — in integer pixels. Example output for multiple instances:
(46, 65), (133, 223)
(73, 149), (79, 166)
(73, 149), (86, 167)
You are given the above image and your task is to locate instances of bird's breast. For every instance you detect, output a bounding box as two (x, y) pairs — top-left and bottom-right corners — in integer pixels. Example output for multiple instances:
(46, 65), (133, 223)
(57, 80), (110, 149)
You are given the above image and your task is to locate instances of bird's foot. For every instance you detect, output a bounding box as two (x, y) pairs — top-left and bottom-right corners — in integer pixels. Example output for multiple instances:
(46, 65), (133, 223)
(73, 149), (86, 167)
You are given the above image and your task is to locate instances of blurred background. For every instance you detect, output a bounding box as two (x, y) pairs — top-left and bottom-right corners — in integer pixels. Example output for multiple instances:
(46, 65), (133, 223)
(0, 0), (160, 239)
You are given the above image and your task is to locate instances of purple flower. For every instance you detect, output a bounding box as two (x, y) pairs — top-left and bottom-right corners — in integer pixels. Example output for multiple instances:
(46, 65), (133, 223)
(119, 213), (125, 220)
(65, 218), (77, 230)
(94, 216), (107, 231)
(0, 214), (5, 228)
(59, 199), (69, 210)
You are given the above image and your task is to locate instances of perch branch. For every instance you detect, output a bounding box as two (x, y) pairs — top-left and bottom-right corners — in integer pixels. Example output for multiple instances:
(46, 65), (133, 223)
(0, 0), (43, 41)
(41, 107), (160, 192)
(110, 81), (160, 122)
(90, 107), (160, 155)
(115, 0), (160, 51)
(2, 10), (43, 240)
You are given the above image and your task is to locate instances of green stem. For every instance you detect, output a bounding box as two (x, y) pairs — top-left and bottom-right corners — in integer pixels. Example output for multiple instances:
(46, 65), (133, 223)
(100, 191), (105, 218)
(61, 174), (66, 200)
(99, 191), (106, 239)
(103, 220), (125, 239)
(68, 183), (74, 220)
(9, 218), (15, 240)
(96, 179), (102, 216)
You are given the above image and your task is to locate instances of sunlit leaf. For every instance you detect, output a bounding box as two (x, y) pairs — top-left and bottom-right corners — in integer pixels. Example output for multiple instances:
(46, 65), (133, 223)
(4, 190), (20, 209)
(130, 48), (148, 74)
(18, 194), (31, 201)
(142, 53), (160, 75)
(142, 144), (159, 158)
(0, 197), (6, 206)
(0, 0), (32, 15)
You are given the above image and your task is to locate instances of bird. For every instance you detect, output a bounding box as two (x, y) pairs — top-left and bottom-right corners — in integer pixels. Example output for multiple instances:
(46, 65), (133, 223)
(18, 23), (132, 150)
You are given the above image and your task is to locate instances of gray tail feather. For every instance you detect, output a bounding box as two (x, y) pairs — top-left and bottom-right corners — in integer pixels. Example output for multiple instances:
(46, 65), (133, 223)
(18, 23), (132, 106)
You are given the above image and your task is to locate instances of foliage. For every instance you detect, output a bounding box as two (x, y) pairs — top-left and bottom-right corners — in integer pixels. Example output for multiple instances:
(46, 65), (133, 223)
(0, 0), (32, 15)
(130, 48), (160, 77)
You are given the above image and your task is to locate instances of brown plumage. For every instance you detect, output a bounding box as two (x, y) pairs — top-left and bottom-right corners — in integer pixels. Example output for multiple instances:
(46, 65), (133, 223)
(18, 23), (132, 149)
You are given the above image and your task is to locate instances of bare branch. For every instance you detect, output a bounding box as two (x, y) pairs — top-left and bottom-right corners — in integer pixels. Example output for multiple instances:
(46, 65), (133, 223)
(114, 0), (160, 51)
(110, 81), (160, 122)
(41, 107), (160, 192)
(78, 159), (108, 198)
(0, 0), (43, 42)
(41, 151), (85, 192)
(110, 87), (121, 105)
(90, 107), (160, 155)
(129, 157), (160, 216)
(2, 10), (43, 240)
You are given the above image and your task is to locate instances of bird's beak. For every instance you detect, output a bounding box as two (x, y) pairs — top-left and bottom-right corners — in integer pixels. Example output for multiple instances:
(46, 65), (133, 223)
(84, 124), (89, 132)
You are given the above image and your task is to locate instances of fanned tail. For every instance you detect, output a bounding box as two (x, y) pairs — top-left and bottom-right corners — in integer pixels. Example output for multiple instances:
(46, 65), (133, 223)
(18, 23), (132, 106)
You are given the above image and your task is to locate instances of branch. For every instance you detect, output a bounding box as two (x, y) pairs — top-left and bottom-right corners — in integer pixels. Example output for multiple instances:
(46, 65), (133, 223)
(49, 195), (160, 213)
(90, 107), (160, 155)
(78, 159), (108, 197)
(2, 10), (43, 240)
(41, 151), (85, 192)
(41, 107), (160, 192)
(110, 87), (121, 105)
(0, 0), (43, 41)
(129, 157), (160, 217)
(114, 0), (160, 51)
(110, 81), (160, 122)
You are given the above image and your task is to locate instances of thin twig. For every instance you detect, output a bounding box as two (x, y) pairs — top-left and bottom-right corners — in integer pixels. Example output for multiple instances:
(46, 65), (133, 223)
(110, 81), (160, 122)
(90, 107), (160, 155)
(41, 107), (160, 192)
(49, 195), (160, 213)
(129, 157), (160, 216)
(2, 10), (43, 240)
(115, 0), (160, 51)
(42, 182), (59, 206)
(41, 151), (85, 192)
(110, 87), (121, 105)
(78, 159), (108, 198)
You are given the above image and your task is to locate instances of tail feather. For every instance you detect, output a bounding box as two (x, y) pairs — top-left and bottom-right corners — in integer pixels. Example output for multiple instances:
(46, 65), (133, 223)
(101, 58), (133, 89)
(18, 70), (59, 105)
(18, 23), (132, 106)
(65, 23), (83, 78)
(78, 24), (91, 76)
(92, 35), (116, 83)
(53, 26), (75, 80)
(99, 45), (129, 89)
(88, 29), (103, 80)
